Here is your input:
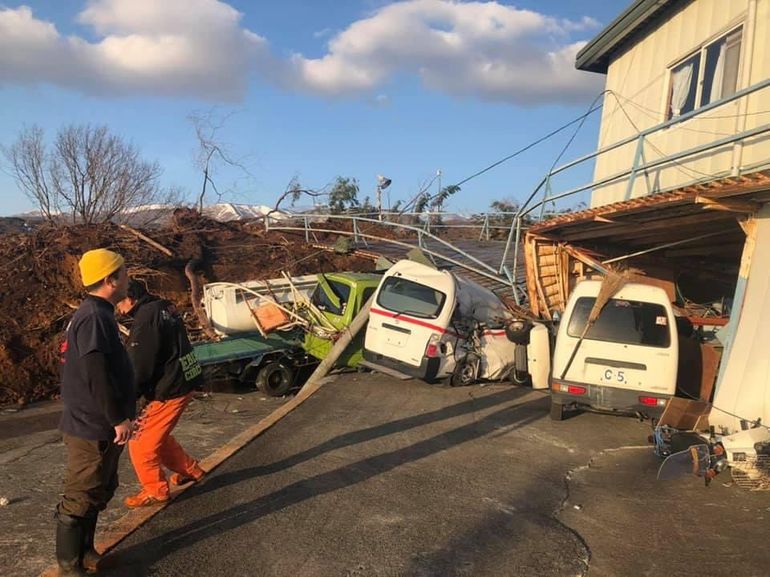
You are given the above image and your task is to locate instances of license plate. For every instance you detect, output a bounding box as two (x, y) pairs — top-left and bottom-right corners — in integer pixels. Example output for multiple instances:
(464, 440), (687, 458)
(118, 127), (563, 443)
(590, 365), (638, 386)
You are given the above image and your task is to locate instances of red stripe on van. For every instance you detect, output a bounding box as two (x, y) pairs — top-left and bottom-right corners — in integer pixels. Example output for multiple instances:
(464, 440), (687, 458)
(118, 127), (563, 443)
(370, 307), (460, 338)
(482, 330), (507, 337)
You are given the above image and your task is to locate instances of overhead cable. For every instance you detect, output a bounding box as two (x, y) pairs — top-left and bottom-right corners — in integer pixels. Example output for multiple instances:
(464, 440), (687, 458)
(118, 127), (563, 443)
(451, 92), (607, 189)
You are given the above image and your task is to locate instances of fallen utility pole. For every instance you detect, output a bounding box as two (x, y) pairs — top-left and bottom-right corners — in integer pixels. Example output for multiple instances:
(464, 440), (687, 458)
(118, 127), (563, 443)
(64, 296), (378, 574)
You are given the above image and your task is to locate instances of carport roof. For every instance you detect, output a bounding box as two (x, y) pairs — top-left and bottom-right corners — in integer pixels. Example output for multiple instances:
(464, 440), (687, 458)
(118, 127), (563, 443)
(528, 170), (770, 253)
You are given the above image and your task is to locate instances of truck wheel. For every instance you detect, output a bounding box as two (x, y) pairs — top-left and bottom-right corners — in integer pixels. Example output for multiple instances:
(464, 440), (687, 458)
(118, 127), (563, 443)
(256, 362), (294, 397)
(550, 400), (566, 421)
(450, 355), (479, 387)
(511, 344), (530, 385)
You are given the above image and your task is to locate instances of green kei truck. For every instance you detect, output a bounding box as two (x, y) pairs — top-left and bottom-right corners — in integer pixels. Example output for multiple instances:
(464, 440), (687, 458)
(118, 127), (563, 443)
(192, 271), (382, 396)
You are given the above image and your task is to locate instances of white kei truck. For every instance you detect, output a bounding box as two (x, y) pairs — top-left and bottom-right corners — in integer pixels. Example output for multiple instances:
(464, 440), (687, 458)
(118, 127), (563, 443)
(550, 279), (678, 421)
(362, 259), (550, 388)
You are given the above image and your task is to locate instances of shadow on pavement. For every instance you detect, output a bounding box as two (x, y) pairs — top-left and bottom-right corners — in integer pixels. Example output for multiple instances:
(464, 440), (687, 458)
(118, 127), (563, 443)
(103, 393), (545, 576)
(180, 386), (536, 500)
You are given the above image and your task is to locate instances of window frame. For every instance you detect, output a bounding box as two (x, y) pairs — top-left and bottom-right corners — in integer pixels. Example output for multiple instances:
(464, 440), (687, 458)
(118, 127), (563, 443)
(665, 24), (744, 121)
(566, 296), (672, 349)
(311, 278), (351, 317)
(376, 277), (447, 320)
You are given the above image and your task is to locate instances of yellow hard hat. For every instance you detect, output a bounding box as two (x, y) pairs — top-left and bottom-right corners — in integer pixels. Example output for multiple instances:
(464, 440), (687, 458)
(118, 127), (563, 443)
(79, 249), (125, 287)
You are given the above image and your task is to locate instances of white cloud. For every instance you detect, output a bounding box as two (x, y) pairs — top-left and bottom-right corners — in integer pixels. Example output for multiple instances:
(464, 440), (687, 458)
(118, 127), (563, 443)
(313, 28), (333, 39)
(287, 0), (604, 104)
(0, 0), (603, 105)
(0, 0), (268, 100)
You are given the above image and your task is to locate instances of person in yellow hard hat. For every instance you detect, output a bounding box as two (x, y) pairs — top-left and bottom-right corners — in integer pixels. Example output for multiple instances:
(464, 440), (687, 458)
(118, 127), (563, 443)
(55, 248), (135, 576)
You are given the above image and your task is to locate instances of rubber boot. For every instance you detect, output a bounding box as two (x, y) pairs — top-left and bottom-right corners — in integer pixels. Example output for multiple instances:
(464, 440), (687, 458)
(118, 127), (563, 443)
(56, 515), (87, 576)
(81, 515), (102, 573)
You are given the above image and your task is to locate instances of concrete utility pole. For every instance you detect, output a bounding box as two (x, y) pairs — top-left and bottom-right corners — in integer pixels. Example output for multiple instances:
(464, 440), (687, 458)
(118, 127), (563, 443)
(301, 295), (375, 390)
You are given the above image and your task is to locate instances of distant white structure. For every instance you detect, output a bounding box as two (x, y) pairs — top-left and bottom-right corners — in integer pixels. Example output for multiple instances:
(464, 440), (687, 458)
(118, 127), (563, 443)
(202, 203), (290, 222)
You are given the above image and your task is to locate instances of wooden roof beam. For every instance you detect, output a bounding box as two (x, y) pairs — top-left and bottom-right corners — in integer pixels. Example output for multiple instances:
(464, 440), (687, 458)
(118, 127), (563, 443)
(695, 196), (761, 213)
(665, 243), (745, 258)
(607, 227), (739, 246)
(561, 210), (731, 242)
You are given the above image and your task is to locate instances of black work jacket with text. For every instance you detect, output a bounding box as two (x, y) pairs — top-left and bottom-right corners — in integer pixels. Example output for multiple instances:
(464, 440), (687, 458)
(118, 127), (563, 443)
(126, 295), (202, 402)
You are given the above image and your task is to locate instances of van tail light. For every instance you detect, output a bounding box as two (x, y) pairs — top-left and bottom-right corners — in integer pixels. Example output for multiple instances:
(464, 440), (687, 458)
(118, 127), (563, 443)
(639, 396), (668, 407)
(425, 334), (442, 358)
(552, 382), (586, 395)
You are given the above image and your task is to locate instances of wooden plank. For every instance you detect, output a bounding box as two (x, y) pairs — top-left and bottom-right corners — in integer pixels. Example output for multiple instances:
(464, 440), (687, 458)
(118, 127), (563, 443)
(665, 243), (744, 258)
(524, 234), (541, 317)
(561, 210), (730, 242)
(561, 244), (608, 275)
(559, 248), (570, 312)
(41, 375), (333, 577)
(541, 276), (559, 289)
(531, 237), (552, 320)
(543, 283), (561, 298)
(696, 196), (761, 213)
(537, 254), (559, 266)
(538, 264), (560, 277)
(699, 344), (722, 402)
(658, 398), (711, 431)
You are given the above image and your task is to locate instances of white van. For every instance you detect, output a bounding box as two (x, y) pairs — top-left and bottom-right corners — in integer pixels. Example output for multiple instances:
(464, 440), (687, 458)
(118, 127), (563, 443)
(363, 259), (550, 387)
(551, 279), (678, 420)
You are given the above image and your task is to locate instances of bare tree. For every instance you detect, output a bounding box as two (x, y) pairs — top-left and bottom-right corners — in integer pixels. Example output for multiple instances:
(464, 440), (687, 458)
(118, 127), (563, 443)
(268, 176), (328, 218)
(3, 124), (169, 224)
(2, 125), (58, 222)
(269, 175), (363, 218)
(188, 109), (252, 212)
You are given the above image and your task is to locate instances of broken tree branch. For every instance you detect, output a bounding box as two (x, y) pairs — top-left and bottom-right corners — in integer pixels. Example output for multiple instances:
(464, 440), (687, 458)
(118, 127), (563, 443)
(118, 224), (173, 257)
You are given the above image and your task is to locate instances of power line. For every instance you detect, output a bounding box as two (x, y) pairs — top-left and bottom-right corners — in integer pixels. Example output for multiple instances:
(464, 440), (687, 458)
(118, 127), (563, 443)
(549, 91), (609, 173)
(451, 94), (606, 189)
(609, 92), (722, 182)
(609, 89), (770, 123)
(613, 93), (733, 138)
(448, 87), (766, 198)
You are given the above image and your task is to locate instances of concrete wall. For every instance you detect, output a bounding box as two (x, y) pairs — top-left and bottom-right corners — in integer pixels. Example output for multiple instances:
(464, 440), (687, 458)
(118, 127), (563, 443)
(590, 0), (770, 207)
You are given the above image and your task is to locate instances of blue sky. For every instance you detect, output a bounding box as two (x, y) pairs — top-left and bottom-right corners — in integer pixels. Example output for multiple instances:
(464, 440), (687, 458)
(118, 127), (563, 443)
(0, 0), (622, 217)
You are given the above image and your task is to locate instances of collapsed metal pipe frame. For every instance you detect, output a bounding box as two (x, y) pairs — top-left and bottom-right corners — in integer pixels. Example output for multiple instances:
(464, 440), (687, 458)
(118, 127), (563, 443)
(265, 217), (527, 300)
(503, 77), (770, 292)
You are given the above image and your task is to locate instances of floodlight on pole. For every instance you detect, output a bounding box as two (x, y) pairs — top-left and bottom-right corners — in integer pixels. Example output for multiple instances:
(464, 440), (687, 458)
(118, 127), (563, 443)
(376, 175), (391, 221)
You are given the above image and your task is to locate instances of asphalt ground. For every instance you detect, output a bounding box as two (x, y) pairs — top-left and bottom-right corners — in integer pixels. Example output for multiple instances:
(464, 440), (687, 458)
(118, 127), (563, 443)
(96, 374), (648, 577)
(4, 373), (768, 577)
(0, 392), (289, 577)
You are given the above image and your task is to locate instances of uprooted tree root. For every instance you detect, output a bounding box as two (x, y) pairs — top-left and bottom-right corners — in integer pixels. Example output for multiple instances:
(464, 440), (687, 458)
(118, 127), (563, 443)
(0, 212), (377, 406)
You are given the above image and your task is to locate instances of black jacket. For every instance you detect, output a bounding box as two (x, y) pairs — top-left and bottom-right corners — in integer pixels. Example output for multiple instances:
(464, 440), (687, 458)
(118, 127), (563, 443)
(126, 295), (202, 402)
(60, 295), (136, 440)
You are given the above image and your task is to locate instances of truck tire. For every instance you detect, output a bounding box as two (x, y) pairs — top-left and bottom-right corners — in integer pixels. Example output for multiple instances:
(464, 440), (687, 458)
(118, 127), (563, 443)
(450, 354), (479, 387)
(550, 400), (565, 421)
(256, 362), (294, 397)
(511, 343), (529, 385)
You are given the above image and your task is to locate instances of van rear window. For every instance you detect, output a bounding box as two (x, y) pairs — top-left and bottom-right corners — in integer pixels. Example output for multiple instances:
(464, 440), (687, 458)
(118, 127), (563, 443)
(377, 277), (446, 319)
(567, 297), (671, 348)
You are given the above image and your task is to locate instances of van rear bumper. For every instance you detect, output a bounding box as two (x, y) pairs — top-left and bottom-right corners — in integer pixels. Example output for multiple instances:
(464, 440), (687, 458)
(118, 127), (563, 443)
(363, 349), (441, 382)
(551, 380), (671, 417)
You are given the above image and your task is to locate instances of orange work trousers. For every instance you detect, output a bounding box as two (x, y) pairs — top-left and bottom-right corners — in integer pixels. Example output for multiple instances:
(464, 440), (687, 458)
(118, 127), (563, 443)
(128, 392), (197, 498)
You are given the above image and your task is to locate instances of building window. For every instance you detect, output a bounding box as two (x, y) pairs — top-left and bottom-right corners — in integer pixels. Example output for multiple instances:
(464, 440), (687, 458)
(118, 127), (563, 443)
(667, 26), (742, 119)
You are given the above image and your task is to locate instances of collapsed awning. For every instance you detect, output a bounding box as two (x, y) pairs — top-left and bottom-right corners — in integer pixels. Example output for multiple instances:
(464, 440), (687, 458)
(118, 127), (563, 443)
(521, 169), (770, 318)
(711, 203), (770, 433)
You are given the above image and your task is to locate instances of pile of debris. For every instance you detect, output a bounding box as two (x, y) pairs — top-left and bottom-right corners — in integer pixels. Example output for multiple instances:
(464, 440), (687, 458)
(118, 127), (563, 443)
(0, 210), (380, 405)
